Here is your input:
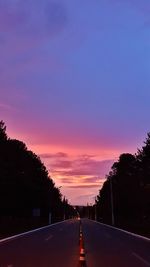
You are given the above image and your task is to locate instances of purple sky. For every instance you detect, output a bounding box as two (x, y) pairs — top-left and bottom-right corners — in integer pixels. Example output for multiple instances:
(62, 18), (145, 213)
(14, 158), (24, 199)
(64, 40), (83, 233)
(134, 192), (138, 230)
(0, 0), (150, 204)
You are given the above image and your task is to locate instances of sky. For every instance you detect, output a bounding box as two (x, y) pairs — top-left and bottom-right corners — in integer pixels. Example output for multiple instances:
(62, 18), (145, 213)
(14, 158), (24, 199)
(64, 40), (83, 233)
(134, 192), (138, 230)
(0, 0), (150, 205)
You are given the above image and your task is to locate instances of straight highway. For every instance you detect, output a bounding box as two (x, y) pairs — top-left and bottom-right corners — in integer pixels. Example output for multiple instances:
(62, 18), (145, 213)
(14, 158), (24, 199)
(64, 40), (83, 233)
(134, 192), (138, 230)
(0, 218), (150, 267)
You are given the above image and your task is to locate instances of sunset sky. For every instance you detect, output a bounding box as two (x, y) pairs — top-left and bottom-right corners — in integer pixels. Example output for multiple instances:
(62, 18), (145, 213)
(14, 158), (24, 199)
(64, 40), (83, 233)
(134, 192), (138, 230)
(0, 0), (150, 205)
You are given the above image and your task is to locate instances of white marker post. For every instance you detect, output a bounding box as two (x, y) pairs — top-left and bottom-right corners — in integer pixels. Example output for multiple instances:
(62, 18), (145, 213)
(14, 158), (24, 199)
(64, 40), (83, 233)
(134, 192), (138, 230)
(49, 212), (52, 225)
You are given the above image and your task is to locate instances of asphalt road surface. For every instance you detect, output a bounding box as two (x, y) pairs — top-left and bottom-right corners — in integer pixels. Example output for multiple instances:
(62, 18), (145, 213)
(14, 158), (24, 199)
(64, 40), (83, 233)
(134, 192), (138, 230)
(0, 218), (150, 267)
(82, 218), (150, 267)
(0, 219), (80, 267)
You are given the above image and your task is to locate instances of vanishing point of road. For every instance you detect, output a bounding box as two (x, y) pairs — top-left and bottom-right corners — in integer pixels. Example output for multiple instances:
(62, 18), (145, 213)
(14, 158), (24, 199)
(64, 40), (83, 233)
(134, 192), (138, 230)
(0, 218), (150, 267)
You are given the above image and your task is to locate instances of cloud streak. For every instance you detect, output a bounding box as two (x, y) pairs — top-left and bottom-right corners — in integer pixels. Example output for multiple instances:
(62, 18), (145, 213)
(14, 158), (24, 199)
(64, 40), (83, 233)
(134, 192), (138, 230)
(49, 154), (114, 178)
(40, 152), (114, 191)
(39, 152), (112, 204)
(67, 184), (100, 189)
(39, 152), (68, 159)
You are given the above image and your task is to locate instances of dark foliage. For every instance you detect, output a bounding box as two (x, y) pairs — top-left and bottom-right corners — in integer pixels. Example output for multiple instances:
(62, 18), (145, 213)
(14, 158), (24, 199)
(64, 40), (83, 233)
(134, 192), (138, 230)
(0, 121), (75, 237)
(96, 134), (150, 236)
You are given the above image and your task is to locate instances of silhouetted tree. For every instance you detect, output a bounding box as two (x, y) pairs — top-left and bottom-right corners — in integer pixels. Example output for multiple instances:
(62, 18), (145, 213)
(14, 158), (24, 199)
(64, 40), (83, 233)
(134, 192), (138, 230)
(0, 120), (7, 142)
(97, 154), (141, 225)
(96, 134), (150, 236)
(0, 121), (73, 228)
(136, 133), (150, 222)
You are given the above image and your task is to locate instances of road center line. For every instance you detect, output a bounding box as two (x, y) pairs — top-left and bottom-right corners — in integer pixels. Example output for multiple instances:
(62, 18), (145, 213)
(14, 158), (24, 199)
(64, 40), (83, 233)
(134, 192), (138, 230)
(132, 252), (150, 266)
(45, 234), (53, 241)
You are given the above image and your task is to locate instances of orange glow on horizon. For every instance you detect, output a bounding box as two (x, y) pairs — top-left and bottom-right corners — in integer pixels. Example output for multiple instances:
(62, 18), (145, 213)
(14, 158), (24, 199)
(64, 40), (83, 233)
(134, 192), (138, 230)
(6, 126), (135, 205)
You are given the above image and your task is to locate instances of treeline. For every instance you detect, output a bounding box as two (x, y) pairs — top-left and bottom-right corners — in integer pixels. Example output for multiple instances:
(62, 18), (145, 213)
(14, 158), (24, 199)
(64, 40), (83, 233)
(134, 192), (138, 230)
(96, 133), (150, 236)
(0, 121), (76, 237)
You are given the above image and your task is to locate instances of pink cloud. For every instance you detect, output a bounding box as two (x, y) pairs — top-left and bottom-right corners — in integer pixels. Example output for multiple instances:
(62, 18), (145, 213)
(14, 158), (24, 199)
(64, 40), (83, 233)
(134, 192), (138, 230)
(39, 152), (68, 159)
(34, 152), (113, 204)
(49, 155), (114, 177)
(67, 184), (100, 189)
(59, 178), (75, 184)
(51, 160), (72, 169)
(82, 176), (101, 183)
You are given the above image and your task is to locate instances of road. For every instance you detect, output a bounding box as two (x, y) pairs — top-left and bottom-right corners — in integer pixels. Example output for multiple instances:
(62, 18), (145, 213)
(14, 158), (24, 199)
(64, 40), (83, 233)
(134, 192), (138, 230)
(0, 218), (150, 267)
(0, 219), (80, 267)
(82, 218), (150, 267)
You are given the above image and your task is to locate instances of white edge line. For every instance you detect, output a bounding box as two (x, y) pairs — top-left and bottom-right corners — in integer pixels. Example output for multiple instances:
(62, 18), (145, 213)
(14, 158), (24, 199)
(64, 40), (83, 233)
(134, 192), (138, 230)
(132, 252), (150, 266)
(0, 219), (71, 244)
(88, 219), (150, 242)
